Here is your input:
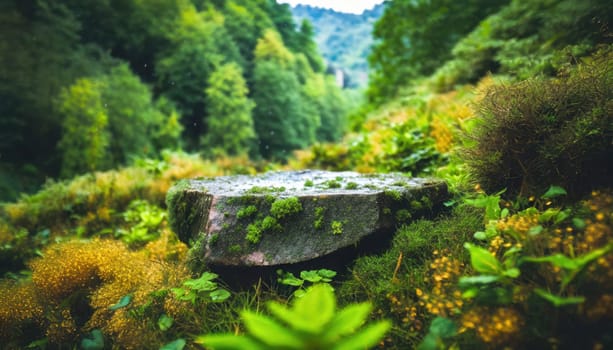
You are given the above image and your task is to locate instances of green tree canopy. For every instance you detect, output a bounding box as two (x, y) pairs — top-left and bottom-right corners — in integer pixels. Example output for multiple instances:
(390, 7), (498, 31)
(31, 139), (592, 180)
(367, 0), (508, 103)
(57, 78), (110, 177)
(201, 63), (256, 157)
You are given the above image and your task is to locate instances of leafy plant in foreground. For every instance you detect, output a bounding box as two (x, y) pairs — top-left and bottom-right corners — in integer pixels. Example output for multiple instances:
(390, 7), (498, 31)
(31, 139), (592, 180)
(171, 272), (231, 304)
(427, 187), (613, 348)
(277, 268), (337, 297)
(197, 284), (390, 350)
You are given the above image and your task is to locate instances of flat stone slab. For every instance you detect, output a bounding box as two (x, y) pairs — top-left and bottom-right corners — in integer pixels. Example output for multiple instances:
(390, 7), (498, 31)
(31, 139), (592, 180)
(166, 170), (448, 267)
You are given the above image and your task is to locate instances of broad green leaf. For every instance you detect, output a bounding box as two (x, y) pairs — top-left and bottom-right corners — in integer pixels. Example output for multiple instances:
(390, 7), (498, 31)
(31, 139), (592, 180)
(268, 301), (312, 331)
(183, 272), (219, 291)
(541, 186), (567, 199)
(572, 218), (586, 229)
(317, 269), (337, 279)
(81, 329), (104, 350)
(172, 288), (196, 304)
(109, 294), (132, 310)
(461, 287), (479, 299)
(464, 243), (502, 275)
(159, 338), (185, 350)
(210, 289), (231, 302)
(241, 311), (302, 348)
(539, 208), (561, 223)
(473, 231), (487, 240)
(534, 288), (585, 307)
(184, 279), (217, 292)
(301, 270), (323, 283)
(501, 208), (509, 218)
(323, 303), (371, 341)
(278, 271), (304, 286)
(503, 267), (520, 278)
(293, 284), (336, 331)
(554, 210), (570, 224)
(158, 314), (173, 331)
(416, 333), (438, 350)
(458, 275), (500, 287)
(574, 243), (612, 268)
(429, 317), (457, 338)
(528, 225), (543, 236)
(331, 320), (391, 350)
(195, 334), (267, 350)
(523, 254), (578, 269)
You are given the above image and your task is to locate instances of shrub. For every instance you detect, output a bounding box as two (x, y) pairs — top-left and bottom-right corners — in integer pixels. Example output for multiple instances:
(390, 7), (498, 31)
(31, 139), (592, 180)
(431, 188), (613, 349)
(0, 237), (190, 348)
(465, 52), (612, 199)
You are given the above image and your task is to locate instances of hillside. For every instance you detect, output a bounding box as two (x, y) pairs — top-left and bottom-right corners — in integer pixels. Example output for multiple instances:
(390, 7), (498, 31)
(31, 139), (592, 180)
(290, 3), (385, 87)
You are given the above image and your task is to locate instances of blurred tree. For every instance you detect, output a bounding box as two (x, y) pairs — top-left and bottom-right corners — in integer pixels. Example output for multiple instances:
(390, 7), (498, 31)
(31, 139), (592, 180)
(252, 30), (318, 159)
(201, 63), (256, 157)
(296, 19), (325, 72)
(308, 75), (349, 142)
(367, 0), (508, 103)
(222, 0), (273, 69)
(155, 6), (242, 149)
(0, 0), (99, 173)
(101, 64), (182, 164)
(57, 79), (110, 177)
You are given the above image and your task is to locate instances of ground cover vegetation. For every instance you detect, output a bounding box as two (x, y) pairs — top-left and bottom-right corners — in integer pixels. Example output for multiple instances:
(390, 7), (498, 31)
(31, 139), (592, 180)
(0, 0), (611, 348)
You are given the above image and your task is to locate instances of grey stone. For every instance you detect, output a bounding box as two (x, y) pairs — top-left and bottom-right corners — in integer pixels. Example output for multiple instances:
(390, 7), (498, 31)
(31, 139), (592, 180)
(166, 170), (448, 267)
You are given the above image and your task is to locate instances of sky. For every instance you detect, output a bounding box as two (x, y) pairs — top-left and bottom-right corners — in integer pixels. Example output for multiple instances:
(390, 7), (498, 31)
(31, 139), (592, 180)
(277, 0), (385, 14)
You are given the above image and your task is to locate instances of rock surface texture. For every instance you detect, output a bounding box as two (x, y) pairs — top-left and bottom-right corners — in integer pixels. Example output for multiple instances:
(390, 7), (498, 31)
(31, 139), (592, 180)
(167, 170), (448, 267)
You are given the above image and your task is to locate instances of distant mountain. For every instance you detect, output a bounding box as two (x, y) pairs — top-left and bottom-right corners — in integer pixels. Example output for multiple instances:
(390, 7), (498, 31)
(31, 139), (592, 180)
(290, 3), (385, 88)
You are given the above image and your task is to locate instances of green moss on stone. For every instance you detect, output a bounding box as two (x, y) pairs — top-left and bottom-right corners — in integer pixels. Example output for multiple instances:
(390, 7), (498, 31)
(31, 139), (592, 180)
(209, 233), (219, 246)
(395, 209), (412, 222)
(304, 180), (314, 187)
(345, 182), (358, 189)
(324, 180), (342, 189)
(237, 205), (258, 219)
(314, 207), (325, 229)
(331, 220), (343, 235)
(410, 200), (423, 211)
(228, 244), (242, 253)
(246, 186), (286, 194)
(384, 189), (402, 201)
(270, 197), (302, 219)
(245, 223), (262, 244)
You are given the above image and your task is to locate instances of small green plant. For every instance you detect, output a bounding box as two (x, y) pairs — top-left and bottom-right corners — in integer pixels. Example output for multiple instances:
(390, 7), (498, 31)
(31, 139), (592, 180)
(384, 189), (402, 201)
(314, 207), (325, 229)
(277, 269), (337, 297)
(345, 182), (358, 189)
(331, 221), (343, 235)
(245, 224), (263, 244)
(324, 179), (342, 189)
(246, 186), (286, 194)
(237, 205), (258, 219)
(171, 272), (230, 304)
(196, 284), (391, 350)
(115, 199), (165, 246)
(270, 197), (302, 219)
(304, 180), (314, 187)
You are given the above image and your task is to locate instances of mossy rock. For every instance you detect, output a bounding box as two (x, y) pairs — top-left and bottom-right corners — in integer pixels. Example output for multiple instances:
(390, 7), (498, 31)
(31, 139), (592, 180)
(166, 170), (448, 267)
